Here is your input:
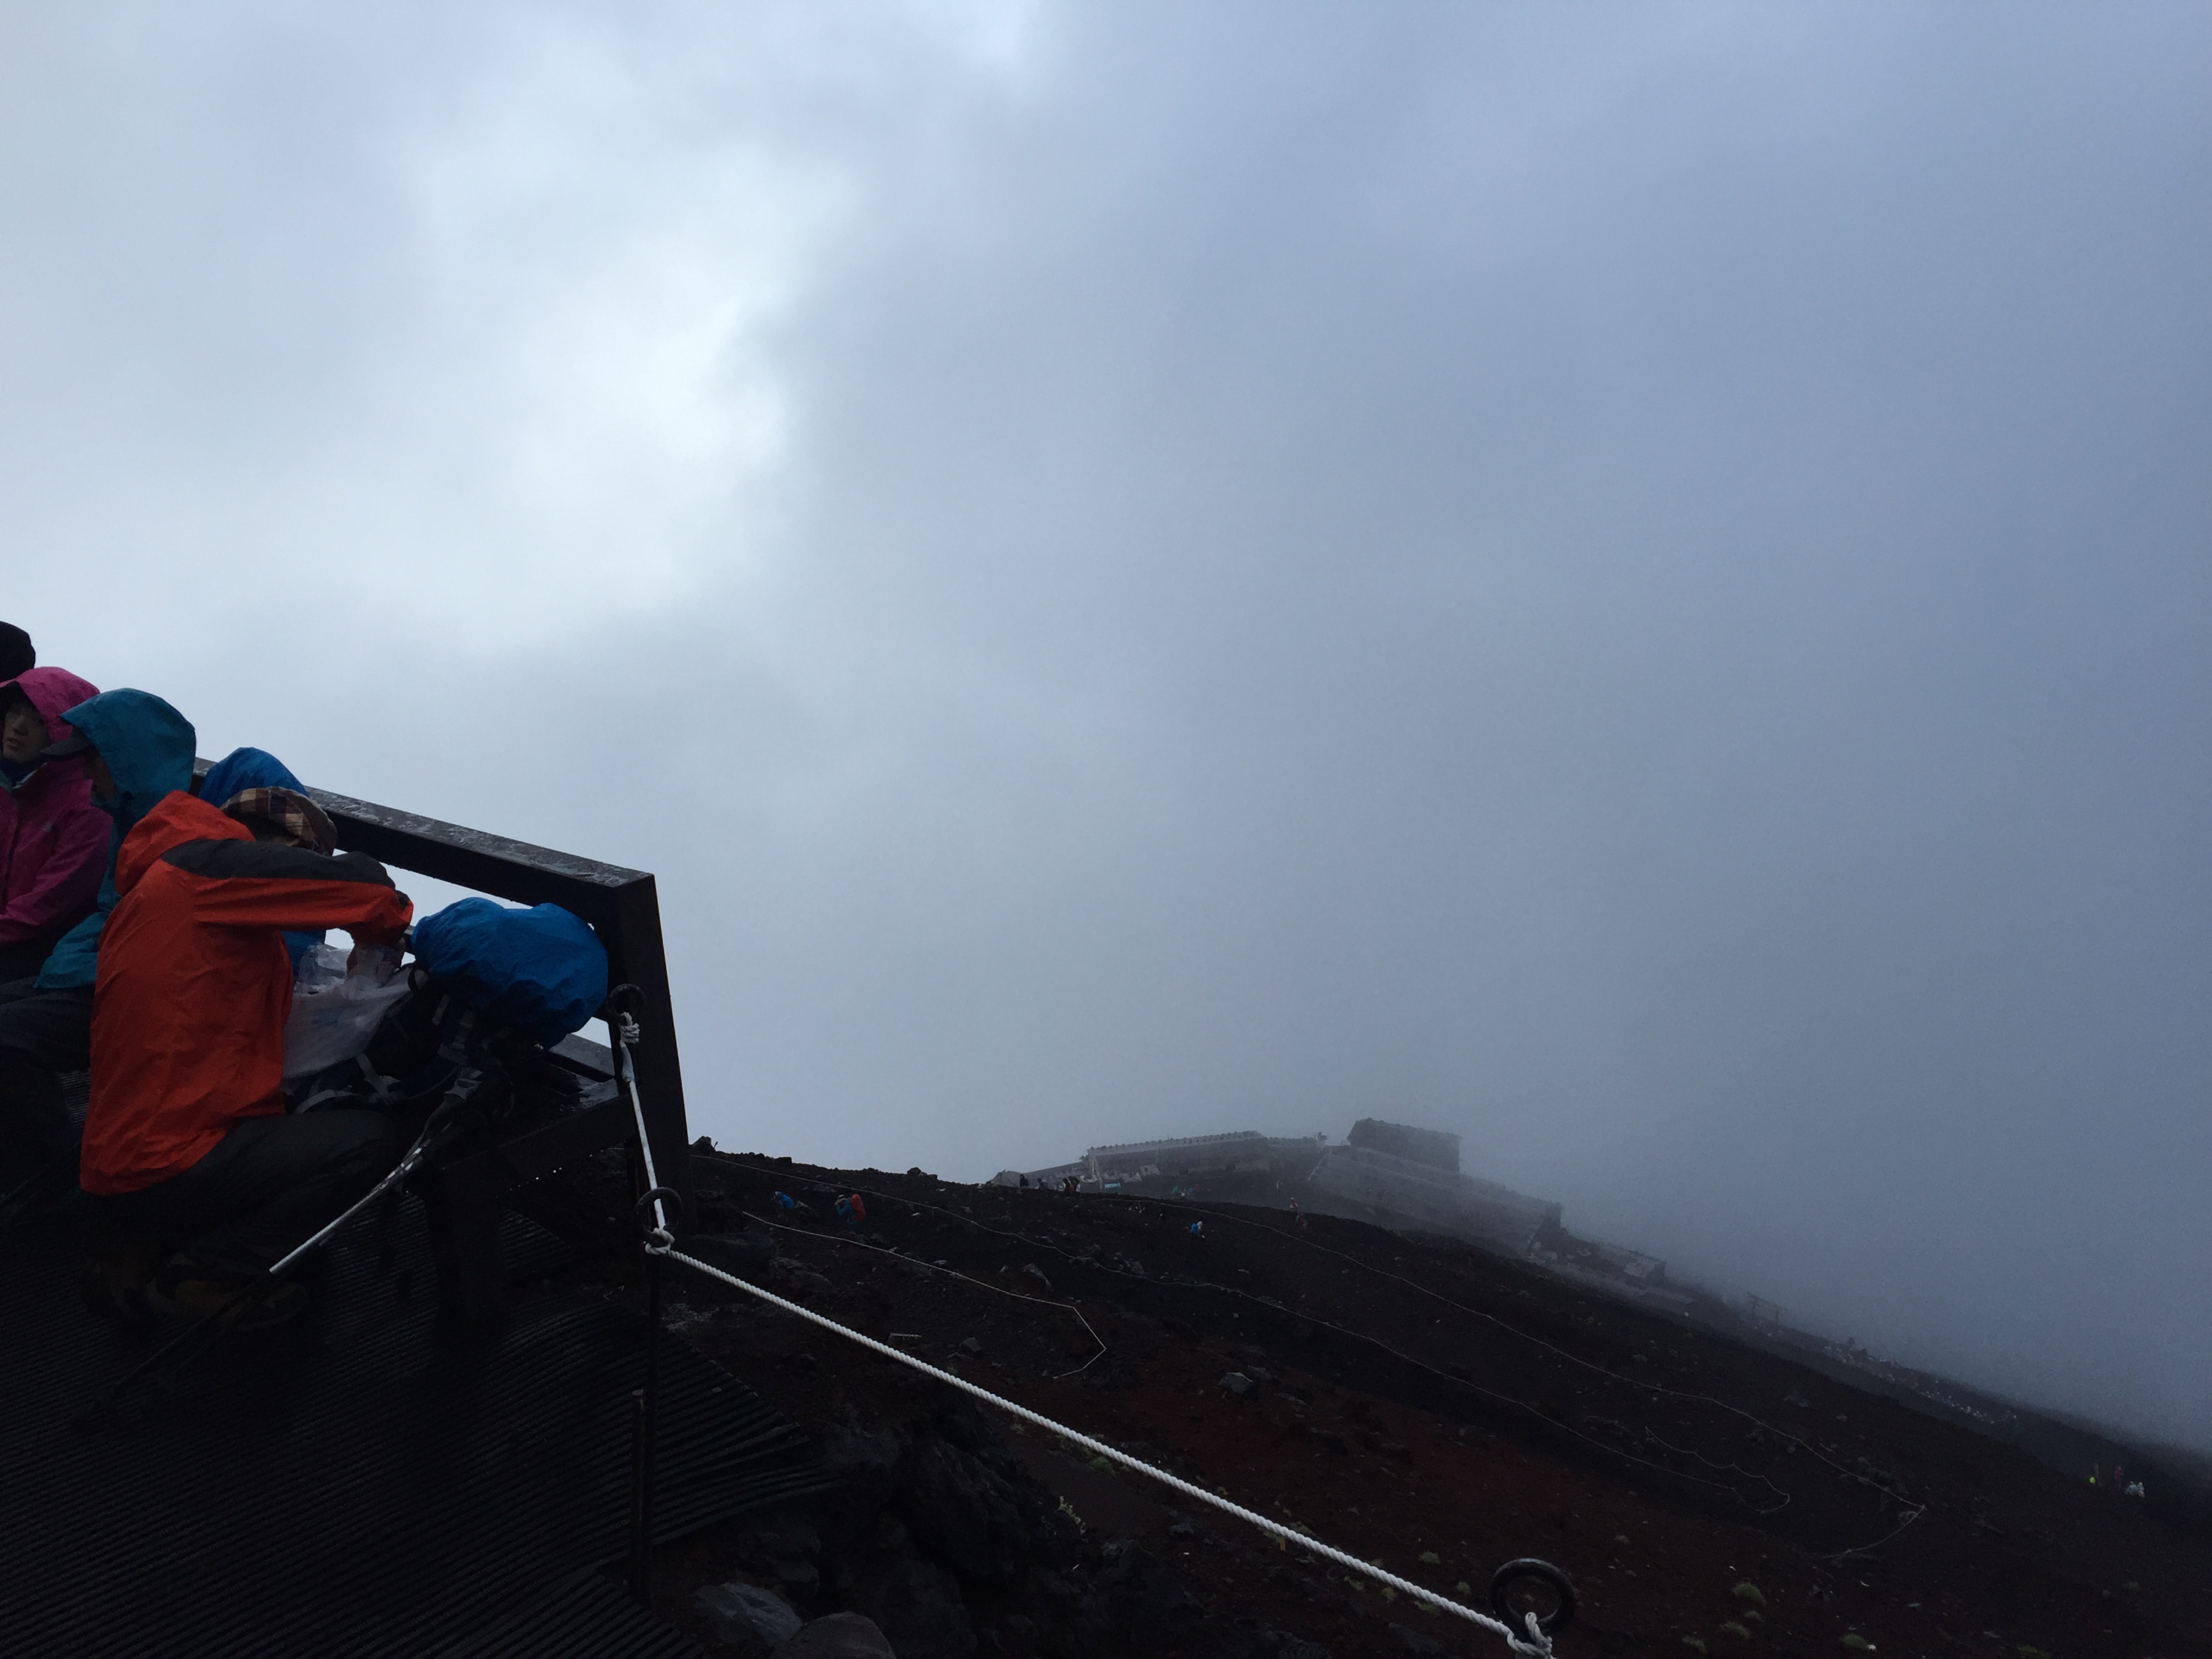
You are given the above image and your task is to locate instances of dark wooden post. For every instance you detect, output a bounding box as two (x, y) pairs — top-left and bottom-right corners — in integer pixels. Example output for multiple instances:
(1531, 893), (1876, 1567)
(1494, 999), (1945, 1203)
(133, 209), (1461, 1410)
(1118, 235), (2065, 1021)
(601, 872), (695, 1232)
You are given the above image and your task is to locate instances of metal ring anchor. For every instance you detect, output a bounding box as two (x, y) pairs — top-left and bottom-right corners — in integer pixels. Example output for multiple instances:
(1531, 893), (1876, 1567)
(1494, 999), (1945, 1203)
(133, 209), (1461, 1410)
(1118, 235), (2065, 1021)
(1489, 1557), (1576, 1637)
(634, 1186), (685, 1227)
(634, 1185), (684, 1252)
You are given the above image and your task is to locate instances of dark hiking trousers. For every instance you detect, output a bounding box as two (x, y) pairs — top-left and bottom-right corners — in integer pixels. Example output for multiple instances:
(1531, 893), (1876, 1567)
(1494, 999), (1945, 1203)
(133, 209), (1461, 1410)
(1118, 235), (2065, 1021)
(0, 985), (94, 1187)
(0, 928), (66, 983)
(82, 1109), (401, 1283)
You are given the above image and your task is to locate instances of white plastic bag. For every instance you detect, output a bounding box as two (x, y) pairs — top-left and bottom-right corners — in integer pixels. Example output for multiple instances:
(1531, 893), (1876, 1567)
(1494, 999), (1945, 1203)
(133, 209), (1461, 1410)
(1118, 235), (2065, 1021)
(283, 943), (412, 1080)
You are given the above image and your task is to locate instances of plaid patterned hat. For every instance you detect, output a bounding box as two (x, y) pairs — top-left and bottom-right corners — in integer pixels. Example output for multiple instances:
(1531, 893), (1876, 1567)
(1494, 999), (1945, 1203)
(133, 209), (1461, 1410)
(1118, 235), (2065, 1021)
(221, 785), (337, 855)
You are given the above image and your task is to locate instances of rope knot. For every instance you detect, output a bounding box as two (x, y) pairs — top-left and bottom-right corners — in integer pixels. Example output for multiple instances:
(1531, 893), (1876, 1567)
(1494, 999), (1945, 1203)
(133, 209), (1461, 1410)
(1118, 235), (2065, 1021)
(1508, 1610), (1555, 1658)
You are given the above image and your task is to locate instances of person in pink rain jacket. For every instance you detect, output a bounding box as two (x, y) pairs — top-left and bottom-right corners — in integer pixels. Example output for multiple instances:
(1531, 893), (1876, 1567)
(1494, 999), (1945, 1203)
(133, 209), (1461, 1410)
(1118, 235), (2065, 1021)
(0, 667), (109, 985)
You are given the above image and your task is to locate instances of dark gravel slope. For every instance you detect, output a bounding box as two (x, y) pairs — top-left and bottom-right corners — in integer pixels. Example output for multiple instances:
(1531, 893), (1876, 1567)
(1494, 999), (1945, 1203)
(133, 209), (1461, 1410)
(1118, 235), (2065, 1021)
(531, 1150), (2209, 1659)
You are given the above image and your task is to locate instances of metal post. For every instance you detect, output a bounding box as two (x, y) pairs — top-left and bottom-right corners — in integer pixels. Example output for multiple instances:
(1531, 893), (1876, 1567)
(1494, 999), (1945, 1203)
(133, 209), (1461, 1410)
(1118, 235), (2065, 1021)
(626, 1385), (649, 1600)
(618, 1000), (674, 1609)
(606, 876), (695, 1231)
(626, 1251), (663, 1604)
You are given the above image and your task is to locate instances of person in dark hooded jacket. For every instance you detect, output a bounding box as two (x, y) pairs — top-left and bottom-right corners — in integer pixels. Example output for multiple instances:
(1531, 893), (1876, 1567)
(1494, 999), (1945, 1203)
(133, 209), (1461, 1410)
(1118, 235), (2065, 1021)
(79, 783), (410, 1323)
(0, 689), (194, 1192)
(0, 623), (30, 684)
(0, 668), (109, 983)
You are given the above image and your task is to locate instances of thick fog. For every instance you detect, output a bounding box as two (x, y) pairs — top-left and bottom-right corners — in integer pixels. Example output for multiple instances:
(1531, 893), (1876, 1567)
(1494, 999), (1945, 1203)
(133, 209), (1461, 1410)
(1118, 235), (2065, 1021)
(3, 5), (2207, 1448)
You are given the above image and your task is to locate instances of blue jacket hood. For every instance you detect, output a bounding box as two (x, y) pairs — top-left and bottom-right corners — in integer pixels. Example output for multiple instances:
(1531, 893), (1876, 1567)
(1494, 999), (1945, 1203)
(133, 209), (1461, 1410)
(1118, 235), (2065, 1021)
(34, 689), (196, 989)
(65, 690), (197, 833)
(200, 747), (306, 810)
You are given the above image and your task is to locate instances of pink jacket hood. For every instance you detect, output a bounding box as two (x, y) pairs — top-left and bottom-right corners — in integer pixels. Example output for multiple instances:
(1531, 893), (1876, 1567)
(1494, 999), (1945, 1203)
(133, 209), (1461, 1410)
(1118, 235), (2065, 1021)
(0, 664), (109, 949)
(3, 666), (101, 749)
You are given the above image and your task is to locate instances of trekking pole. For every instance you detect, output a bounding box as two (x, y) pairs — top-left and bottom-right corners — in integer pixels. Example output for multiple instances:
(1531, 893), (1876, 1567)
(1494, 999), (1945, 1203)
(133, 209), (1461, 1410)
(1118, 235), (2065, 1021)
(610, 987), (680, 1606)
(0, 1161), (56, 1227)
(75, 1093), (471, 1431)
(266, 1101), (461, 1278)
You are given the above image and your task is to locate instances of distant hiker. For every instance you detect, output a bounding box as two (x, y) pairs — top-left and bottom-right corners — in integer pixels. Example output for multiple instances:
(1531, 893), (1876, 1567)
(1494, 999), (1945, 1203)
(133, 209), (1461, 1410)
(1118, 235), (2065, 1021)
(1061, 1176), (1079, 1195)
(0, 622), (30, 684)
(0, 689), (195, 1195)
(0, 668), (108, 985)
(76, 784), (411, 1324)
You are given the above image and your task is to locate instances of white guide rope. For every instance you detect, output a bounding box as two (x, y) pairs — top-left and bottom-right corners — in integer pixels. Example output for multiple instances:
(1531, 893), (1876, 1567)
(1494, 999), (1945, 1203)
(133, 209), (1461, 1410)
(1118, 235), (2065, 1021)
(616, 1014), (676, 1253)
(610, 1018), (1548, 1653)
(659, 1244), (1555, 1659)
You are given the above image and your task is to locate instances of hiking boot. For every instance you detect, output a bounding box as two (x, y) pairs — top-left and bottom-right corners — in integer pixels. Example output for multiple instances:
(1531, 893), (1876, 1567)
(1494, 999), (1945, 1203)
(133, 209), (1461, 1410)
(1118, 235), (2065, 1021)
(147, 1261), (310, 1331)
(79, 1242), (161, 1323)
(0, 1152), (79, 1225)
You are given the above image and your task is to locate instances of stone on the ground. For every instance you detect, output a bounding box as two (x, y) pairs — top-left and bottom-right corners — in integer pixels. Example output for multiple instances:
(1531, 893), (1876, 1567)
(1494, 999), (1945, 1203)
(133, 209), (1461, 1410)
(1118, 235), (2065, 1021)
(738, 1512), (823, 1562)
(1083, 1540), (1198, 1643)
(1389, 1621), (1444, 1655)
(852, 1555), (975, 1659)
(773, 1612), (897, 1658)
(734, 1511), (825, 1600)
(696, 1582), (804, 1656)
(689, 1229), (777, 1280)
(1220, 1372), (1253, 1396)
(901, 1429), (1032, 1583)
(773, 1259), (834, 1296)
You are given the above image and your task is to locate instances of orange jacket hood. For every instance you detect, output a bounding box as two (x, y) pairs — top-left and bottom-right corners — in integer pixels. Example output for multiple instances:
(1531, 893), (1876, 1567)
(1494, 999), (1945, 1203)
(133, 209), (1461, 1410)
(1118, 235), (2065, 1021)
(115, 791), (250, 898)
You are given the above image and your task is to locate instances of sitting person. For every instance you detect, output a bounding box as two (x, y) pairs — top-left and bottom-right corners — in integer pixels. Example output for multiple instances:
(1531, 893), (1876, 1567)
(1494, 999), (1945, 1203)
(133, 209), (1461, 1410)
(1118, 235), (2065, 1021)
(0, 689), (195, 1194)
(0, 668), (110, 985)
(199, 746), (332, 973)
(79, 783), (412, 1322)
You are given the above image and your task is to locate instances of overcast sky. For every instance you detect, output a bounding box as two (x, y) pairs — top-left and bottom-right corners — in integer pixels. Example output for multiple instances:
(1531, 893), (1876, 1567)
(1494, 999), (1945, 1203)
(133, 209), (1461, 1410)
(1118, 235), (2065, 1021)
(3, 3), (2207, 1448)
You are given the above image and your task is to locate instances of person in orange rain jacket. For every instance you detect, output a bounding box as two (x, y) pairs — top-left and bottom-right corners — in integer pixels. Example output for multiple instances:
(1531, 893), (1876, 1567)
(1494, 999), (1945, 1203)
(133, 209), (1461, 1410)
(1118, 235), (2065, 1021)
(79, 783), (413, 1324)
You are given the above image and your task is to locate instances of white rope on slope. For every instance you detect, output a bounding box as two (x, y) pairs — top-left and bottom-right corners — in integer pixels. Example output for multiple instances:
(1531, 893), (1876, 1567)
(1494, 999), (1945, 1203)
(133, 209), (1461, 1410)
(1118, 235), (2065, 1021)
(734, 1207), (1110, 1380)
(660, 1246), (1557, 1659)
(615, 1013), (676, 1254)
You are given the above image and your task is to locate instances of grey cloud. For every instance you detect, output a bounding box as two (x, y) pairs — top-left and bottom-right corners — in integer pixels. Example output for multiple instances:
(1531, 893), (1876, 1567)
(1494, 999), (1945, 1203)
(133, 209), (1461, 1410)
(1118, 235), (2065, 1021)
(2, 3), (2207, 1444)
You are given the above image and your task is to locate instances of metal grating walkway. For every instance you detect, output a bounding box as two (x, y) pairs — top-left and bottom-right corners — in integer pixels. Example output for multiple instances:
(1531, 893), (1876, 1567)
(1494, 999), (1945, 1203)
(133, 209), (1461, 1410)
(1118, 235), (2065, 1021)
(0, 1205), (835, 1658)
(428, 1568), (713, 1659)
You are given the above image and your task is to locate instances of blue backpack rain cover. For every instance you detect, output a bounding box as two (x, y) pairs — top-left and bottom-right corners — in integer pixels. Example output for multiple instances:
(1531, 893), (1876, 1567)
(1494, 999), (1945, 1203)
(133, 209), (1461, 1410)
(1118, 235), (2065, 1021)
(410, 899), (609, 1047)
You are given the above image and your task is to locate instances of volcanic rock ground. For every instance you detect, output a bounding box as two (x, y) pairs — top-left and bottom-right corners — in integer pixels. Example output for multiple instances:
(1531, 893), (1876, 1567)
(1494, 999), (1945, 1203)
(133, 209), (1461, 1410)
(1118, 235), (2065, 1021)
(520, 1149), (2212, 1659)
